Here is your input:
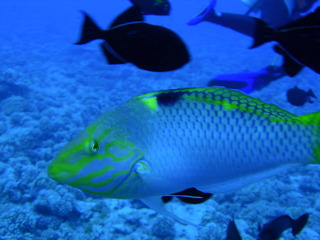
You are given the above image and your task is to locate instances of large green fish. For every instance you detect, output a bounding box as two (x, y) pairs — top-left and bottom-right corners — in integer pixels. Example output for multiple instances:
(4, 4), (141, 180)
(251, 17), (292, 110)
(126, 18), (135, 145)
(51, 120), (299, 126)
(48, 87), (320, 224)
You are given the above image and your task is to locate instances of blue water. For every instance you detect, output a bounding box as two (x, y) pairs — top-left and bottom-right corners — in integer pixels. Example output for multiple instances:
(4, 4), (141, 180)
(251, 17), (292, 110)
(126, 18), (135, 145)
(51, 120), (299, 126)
(1, 0), (320, 239)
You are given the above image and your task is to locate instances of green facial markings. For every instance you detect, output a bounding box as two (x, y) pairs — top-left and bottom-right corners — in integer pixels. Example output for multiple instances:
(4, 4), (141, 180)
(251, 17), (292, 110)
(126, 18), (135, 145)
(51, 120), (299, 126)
(69, 167), (128, 188)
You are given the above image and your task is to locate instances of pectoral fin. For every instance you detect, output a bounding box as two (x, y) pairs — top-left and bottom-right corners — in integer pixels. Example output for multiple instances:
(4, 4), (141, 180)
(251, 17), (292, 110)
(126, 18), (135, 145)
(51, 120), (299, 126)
(140, 196), (199, 227)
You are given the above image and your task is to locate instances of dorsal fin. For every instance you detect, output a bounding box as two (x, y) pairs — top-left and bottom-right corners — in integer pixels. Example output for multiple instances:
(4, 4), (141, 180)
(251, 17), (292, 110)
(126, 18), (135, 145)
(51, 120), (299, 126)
(109, 6), (144, 28)
(279, 7), (320, 30)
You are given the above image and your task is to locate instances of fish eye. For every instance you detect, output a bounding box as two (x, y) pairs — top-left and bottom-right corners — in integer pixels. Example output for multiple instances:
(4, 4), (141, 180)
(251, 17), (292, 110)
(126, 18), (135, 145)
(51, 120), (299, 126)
(89, 140), (100, 154)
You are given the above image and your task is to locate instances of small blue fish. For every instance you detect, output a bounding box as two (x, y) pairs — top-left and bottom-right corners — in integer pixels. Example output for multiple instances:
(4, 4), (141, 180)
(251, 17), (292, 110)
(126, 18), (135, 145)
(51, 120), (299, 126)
(286, 86), (317, 106)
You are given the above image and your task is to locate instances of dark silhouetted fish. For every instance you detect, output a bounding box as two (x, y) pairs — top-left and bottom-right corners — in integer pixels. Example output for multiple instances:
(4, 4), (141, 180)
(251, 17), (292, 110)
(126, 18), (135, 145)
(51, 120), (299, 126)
(252, 7), (320, 74)
(226, 219), (242, 240)
(129, 0), (170, 15)
(161, 187), (212, 204)
(75, 6), (189, 72)
(258, 213), (310, 240)
(286, 86), (317, 106)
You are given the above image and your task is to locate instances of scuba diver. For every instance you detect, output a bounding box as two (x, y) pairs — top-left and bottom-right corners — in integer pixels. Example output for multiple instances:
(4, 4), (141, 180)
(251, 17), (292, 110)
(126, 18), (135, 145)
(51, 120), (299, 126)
(188, 0), (319, 94)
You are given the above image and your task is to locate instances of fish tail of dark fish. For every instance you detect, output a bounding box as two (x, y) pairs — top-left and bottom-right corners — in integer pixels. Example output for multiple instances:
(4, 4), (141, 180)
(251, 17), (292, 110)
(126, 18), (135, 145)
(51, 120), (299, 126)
(75, 11), (105, 45)
(226, 219), (242, 240)
(291, 213), (310, 236)
(308, 89), (317, 99)
(273, 44), (304, 77)
(250, 18), (276, 49)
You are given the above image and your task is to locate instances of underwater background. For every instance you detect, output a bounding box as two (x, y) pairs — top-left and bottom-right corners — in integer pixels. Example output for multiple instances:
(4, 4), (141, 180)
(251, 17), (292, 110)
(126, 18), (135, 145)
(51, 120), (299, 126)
(1, 0), (320, 239)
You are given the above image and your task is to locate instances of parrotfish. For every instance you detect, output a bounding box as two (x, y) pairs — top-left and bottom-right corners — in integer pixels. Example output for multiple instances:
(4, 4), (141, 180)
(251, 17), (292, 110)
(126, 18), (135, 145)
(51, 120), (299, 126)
(48, 87), (320, 224)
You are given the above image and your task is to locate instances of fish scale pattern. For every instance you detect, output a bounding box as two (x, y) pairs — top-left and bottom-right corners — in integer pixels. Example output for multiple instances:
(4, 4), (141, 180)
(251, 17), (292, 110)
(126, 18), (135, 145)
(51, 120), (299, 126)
(128, 87), (316, 180)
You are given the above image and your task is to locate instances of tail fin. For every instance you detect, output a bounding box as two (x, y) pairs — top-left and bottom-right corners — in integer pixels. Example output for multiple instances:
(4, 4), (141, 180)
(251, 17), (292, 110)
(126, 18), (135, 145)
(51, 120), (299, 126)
(249, 18), (275, 49)
(75, 11), (104, 45)
(296, 112), (320, 163)
(226, 219), (242, 240)
(292, 213), (309, 236)
(273, 45), (304, 77)
(109, 6), (143, 28)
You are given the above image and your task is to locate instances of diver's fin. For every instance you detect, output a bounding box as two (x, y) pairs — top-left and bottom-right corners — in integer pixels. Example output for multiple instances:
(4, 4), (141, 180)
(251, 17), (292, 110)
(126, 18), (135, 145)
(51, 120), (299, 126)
(187, 0), (218, 25)
(110, 6), (144, 28)
(141, 197), (199, 227)
(292, 213), (310, 236)
(100, 42), (127, 64)
(208, 76), (250, 93)
(75, 12), (104, 45)
(208, 66), (285, 93)
(273, 45), (304, 77)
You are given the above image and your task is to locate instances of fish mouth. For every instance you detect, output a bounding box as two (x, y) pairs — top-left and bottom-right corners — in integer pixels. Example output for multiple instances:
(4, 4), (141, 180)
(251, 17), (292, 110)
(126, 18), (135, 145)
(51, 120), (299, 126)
(48, 162), (60, 181)
(47, 158), (74, 183)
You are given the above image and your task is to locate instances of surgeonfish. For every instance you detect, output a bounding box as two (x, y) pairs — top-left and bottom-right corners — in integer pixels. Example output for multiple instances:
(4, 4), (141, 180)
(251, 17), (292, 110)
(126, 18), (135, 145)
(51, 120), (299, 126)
(257, 213), (310, 240)
(48, 87), (320, 224)
(75, 6), (189, 72)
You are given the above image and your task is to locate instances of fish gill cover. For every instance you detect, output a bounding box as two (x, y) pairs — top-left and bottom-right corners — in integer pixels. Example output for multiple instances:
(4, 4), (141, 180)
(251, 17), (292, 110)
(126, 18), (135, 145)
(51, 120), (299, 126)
(0, 0), (320, 240)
